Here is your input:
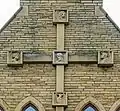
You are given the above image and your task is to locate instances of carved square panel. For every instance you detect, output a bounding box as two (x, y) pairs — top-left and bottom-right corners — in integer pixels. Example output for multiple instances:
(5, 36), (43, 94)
(53, 50), (68, 65)
(98, 50), (113, 66)
(52, 92), (68, 107)
(53, 9), (68, 24)
(7, 51), (23, 66)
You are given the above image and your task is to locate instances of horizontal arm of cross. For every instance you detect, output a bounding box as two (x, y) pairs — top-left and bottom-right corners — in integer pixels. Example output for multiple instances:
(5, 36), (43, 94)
(23, 51), (97, 64)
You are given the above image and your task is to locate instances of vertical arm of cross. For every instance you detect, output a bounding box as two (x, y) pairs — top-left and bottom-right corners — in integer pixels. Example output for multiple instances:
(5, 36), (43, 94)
(52, 9), (68, 109)
(56, 24), (65, 92)
(56, 23), (65, 111)
(57, 24), (64, 50)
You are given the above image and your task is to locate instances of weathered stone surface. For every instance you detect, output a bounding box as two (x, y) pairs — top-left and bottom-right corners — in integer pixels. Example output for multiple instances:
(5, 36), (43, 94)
(69, 50), (97, 63)
(23, 51), (52, 63)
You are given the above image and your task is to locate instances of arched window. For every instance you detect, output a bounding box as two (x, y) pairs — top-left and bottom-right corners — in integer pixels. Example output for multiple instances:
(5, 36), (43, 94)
(15, 97), (45, 111)
(75, 97), (105, 111)
(22, 103), (38, 111)
(82, 103), (98, 111)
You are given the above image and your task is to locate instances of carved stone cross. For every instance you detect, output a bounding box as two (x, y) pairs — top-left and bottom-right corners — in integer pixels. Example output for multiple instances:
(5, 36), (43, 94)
(6, 9), (114, 111)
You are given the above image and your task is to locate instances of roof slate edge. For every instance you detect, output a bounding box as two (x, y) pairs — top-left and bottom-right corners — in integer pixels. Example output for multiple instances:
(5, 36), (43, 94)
(0, 7), (23, 33)
(100, 6), (120, 33)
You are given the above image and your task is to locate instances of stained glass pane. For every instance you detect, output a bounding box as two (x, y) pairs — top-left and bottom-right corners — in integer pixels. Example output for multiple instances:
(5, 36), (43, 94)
(22, 103), (38, 111)
(85, 107), (95, 111)
(25, 106), (36, 111)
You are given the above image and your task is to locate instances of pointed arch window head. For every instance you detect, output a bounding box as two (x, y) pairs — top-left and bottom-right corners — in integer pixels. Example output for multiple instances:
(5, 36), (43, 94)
(82, 103), (98, 111)
(22, 103), (38, 111)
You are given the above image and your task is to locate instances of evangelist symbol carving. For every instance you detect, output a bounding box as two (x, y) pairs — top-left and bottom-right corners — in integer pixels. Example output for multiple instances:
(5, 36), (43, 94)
(53, 10), (68, 23)
(53, 51), (68, 65)
(98, 50), (113, 66)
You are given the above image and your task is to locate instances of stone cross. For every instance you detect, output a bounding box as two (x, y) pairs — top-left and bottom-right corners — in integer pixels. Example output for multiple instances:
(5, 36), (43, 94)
(6, 9), (114, 110)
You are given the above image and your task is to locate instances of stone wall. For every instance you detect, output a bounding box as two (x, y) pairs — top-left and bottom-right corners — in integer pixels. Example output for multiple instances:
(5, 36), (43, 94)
(0, 0), (120, 111)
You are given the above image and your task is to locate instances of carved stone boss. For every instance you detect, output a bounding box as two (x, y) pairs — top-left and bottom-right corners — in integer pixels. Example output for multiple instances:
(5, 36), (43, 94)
(7, 50), (23, 66)
(52, 92), (67, 107)
(53, 9), (68, 24)
(98, 50), (113, 66)
(53, 50), (68, 65)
